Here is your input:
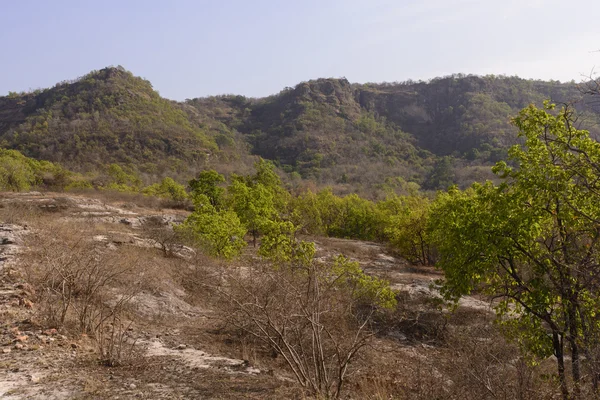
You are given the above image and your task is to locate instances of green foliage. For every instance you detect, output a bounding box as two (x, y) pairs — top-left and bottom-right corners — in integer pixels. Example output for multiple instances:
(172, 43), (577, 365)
(331, 255), (397, 309)
(226, 180), (277, 245)
(176, 194), (246, 259)
(382, 195), (434, 265)
(0, 148), (74, 192)
(142, 177), (188, 202)
(189, 169), (225, 207)
(64, 178), (93, 191)
(258, 220), (316, 266)
(102, 164), (142, 192)
(326, 193), (383, 241)
(290, 189), (324, 235)
(428, 103), (600, 397)
(0, 151), (38, 191)
(423, 156), (455, 190)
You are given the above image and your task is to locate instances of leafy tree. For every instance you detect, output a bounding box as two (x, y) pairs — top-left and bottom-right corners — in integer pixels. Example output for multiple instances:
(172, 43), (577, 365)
(0, 153), (37, 191)
(383, 195), (434, 265)
(423, 156), (455, 190)
(227, 180), (277, 247)
(331, 255), (397, 309)
(104, 164), (142, 192)
(316, 187), (344, 236)
(258, 219), (316, 265)
(188, 169), (225, 208)
(176, 194), (246, 259)
(249, 158), (289, 212)
(428, 103), (600, 399)
(290, 189), (325, 235)
(0, 149), (74, 191)
(330, 194), (382, 241)
(143, 177), (188, 202)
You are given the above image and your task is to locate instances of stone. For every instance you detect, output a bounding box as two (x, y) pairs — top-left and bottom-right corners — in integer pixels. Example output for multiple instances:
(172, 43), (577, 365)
(15, 335), (28, 342)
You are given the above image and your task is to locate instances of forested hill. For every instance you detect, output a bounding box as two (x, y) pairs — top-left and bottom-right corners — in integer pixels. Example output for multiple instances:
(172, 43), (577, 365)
(188, 74), (600, 191)
(1, 67), (598, 193)
(0, 67), (222, 175)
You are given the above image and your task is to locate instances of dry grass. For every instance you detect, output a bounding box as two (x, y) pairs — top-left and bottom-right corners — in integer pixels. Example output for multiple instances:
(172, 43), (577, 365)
(66, 188), (192, 211)
(1, 192), (592, 399)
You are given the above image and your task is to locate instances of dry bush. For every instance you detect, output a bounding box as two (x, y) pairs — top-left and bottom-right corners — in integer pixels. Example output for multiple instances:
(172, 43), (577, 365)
(211, 260), (383, 399)
(140, 215), (184, 257)
(21, 221), (143, 365)
(0, 201), (43, 224)
(71, 188), (192, 210)
(93, 294), (139, 367)
(430, 325), (557, 400)
(347, 323), (558, 400)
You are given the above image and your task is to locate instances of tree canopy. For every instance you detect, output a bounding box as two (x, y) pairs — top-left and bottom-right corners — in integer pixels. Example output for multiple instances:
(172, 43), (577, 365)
(429, 103), (600, 399)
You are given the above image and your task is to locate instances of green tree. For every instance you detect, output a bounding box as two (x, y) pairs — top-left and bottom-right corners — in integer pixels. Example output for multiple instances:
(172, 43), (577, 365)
(143, 177), (188, 202)
(423, 156), (455, 190)
(188, 169), (225, 208)
(176, 194), (246, 259)
(428, 103), (600, 399)
(383, 195), (434, 265)
(104, 164), (142, 192)
(290, 189), (324, 235)
(249, 158), (289, 212)
(0, 154), (37, 191)
(227, 180), (277, 247)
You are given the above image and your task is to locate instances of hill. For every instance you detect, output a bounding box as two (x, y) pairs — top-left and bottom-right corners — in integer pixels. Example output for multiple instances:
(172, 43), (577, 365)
(0, 67), (219, 176)
(2, 68), (599, 194)
(188, 74), (600, 192)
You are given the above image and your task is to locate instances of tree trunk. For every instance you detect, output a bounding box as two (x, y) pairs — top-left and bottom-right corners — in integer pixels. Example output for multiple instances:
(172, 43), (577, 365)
(568, 305), (581, 399)
(553, 331), (570, 400)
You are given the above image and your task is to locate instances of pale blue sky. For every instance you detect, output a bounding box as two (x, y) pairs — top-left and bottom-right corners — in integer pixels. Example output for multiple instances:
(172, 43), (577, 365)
(1, 0), (599, 100)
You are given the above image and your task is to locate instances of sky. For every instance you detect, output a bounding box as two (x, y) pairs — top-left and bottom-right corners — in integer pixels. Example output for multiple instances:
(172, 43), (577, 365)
(1, 0), (599, 100)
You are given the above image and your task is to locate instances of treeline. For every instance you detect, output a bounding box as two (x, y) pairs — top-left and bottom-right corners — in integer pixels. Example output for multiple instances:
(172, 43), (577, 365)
(163, 157), (434, 268)
(0, 148), (434, 268)
(0, 149), (189, 203)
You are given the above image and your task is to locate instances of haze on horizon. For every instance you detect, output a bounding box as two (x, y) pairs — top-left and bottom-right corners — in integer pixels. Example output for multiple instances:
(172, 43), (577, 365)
(1, 0), (599, 100)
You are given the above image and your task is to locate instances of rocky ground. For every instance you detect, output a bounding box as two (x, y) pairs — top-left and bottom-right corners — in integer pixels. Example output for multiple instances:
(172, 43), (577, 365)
(0, 192), (496, 399)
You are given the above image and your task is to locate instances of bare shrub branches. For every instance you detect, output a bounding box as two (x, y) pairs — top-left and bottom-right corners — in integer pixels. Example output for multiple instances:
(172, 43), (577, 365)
(22, 221), (141, 366)
(213, 260), (386, 399)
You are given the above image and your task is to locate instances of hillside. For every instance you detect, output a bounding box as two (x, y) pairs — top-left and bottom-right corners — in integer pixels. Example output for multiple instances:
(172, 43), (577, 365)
(188, 74), (600, 192)
(0, 67), (218, 176)
(2, 67), (599, 193)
